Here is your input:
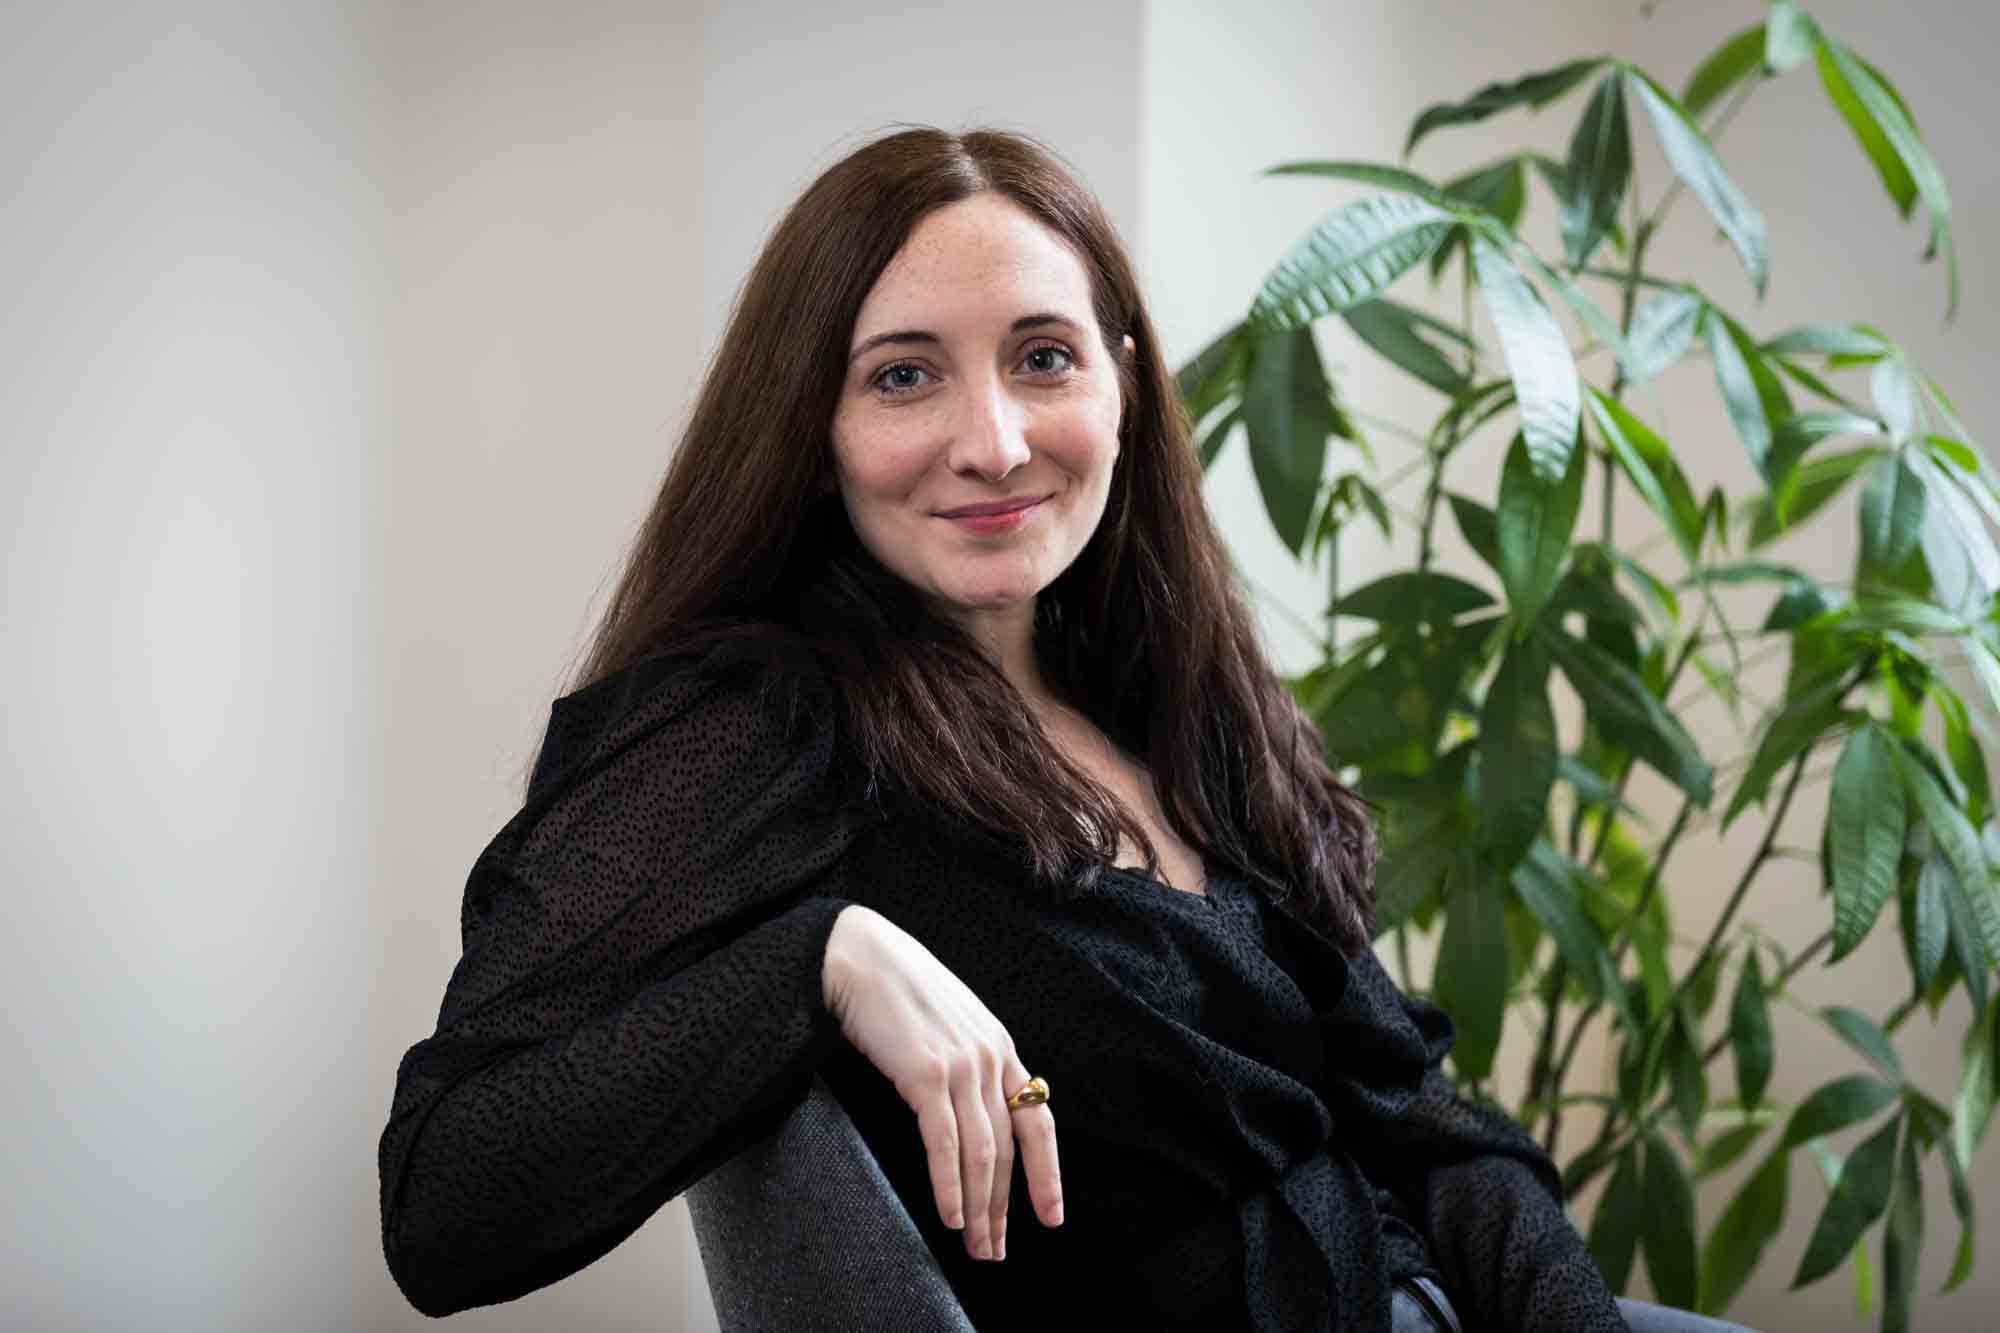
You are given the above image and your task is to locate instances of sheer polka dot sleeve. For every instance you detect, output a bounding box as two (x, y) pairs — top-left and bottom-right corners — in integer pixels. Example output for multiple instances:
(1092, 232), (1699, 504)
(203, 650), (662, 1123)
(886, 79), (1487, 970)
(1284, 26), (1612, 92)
(377, 648), (864, 1317)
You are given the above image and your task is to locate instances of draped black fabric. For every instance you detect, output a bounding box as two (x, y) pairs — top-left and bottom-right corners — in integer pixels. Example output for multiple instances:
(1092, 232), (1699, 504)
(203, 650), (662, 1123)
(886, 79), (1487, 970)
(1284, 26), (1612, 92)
(378, 639), (1629, 1331)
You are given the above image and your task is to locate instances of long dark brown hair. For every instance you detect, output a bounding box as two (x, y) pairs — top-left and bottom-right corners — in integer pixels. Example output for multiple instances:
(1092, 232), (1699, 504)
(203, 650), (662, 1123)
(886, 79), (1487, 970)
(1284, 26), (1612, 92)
(534, 125), (1377, 954)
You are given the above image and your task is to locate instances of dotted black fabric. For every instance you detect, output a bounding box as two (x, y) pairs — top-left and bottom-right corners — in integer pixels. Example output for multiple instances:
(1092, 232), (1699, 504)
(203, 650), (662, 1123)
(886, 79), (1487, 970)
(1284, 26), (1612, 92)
(378, 641), (1629, 1331)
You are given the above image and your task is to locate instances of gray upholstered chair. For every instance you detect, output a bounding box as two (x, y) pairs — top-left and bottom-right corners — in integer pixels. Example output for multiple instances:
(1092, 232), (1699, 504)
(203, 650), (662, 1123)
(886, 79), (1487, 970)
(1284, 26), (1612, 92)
(684, 1074), (1754, 1332)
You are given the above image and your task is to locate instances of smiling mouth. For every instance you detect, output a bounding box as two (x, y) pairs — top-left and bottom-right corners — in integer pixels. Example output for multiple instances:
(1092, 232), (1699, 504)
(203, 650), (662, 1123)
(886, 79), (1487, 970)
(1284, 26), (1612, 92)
(937, 495), (1048, 519)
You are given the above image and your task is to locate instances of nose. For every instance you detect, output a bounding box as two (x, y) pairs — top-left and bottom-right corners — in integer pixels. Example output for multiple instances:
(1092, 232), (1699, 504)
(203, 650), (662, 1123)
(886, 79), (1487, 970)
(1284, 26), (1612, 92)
(945, 372), (1031, 482)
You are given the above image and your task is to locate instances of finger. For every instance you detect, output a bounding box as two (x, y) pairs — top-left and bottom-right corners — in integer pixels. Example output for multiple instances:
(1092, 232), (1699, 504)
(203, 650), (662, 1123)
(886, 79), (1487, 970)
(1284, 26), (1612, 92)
(1013, 1103), (1063, 1227)
(913, 1086), (964, 1232)
(985, 1057), (1015, 1260)
(953, 1065), (997, 1259)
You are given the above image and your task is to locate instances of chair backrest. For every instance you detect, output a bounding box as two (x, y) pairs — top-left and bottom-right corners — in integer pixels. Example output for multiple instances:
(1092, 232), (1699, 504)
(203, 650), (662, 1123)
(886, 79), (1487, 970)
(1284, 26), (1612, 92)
(684, 1074), (974, 1333)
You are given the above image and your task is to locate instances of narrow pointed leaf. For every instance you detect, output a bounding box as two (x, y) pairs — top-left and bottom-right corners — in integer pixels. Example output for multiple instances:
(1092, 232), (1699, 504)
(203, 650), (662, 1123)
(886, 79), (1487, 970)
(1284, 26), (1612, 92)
(1514, 841), (1625, 1017)
(1406, 58), (1607, 156)
(1822, 1005), (1904, 1081)
(1745, 447), (1886, 547)
(1626, 68), (1769, 294)
(1914, 853), (1951, 988)
(1784, 1074), (1901, 1149)
(1763, 322), (1892, 359)
(1623, 289), (1704, 383)
(1264, 159), (1444, 201)
(1937, 854), (1992, 1014)
(1765, 2), (1816, 72)
(1449, 492), (1501, 573)
(1683, 23), (1767, 116)
(1497, 433), (1585, 628)
(1330, 570), (1494, 622)
(1794, 1115), (1900, 1288)
(1706, 310), (1793, 479)
(1860, 452), (1928, 576)
(1588, 1143), (1643, 1293)
(1586, 386), (1702, 560)
(1197, 405), (1241, 470)
(1731, 950), (1774, 1109)
(1177, 320), (1250, 422)
(1480, 638), (1558, 864)
(1241, 326), (1334, 552)
(1640, 1131), (1699, 1310)
(1724, 671), (1853, 830)
(1939, 1116), (1978, 1292)
(1436, 859), (1507, 1081)
(1699, 1148), (1789, 1315)
(1251, 195), (1456, 331)
(1560, 74), (1633, 270)
(1952, 994), (1997, 1173)
(1830, 725), (1910, 960)
(1769, 411), (1885, 519)
(1545, 627), (1713, 804)
(1872, 356), (1918, 444)
(1892, 742), (2000, 968)
(1473, 237), (1578, 481)
(1881, 1125), (1923, 1333)
(1340, 298), (1473, 394)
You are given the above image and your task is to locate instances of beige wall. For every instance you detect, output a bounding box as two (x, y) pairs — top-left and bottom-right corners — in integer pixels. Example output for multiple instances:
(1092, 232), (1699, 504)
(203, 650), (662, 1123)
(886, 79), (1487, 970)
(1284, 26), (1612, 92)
(5, 1), (1992, 1329)
(1145, 1), (1999, 1330)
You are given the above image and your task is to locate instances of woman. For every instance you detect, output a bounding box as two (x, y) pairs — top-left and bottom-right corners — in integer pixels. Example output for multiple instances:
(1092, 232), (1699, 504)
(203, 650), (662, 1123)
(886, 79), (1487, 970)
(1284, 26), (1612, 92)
(378, 126), (1631, 1331)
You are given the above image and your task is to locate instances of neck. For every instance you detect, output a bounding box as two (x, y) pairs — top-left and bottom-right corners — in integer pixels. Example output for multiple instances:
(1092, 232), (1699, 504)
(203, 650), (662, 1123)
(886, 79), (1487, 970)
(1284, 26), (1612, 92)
(955, 598), (1054, 709)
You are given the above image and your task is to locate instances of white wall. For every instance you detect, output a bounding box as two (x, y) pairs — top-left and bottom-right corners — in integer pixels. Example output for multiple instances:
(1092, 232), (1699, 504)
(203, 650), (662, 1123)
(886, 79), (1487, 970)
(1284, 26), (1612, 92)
(1144, 1), (1999, 1329)
(2, 3), (391, 1329)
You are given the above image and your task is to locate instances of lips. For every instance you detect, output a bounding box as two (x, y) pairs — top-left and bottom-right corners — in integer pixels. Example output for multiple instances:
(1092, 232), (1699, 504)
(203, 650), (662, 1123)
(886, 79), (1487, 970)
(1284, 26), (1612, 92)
(937, 494), (1046, 518)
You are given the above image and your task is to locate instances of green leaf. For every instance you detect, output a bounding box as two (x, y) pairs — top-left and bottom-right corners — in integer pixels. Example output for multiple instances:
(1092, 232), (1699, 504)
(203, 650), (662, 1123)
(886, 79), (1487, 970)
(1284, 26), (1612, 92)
(1699, 1148), (1790, 1316)
(1763, 322), (1892, 359)
(1514, 840), (1625, 1017)
(1794, 1114), (1900, 1288)
(1953, 995), (1998, 1179)
(1544, 627), (1713, 804)
(1449, 492), (1500, 572)
(1436, 859), (1508, 1081)
(1933, 685), (1991, 828)
(1626, 68), (1769, 296)
(1939, 1110), (1978, 1292)
(1641, 1130), (1699, 1310)
(1768, 411), (1885, 520)
(1724, 671), (1853, 830)
(1860, 452), (1928, 577)
(1816, 36), (1957, 320)
(1497, 434), (1585, 629)
(1241, 325), (1335, 553)
(1197, 404), (1241, 470)
(1430, 159), (1527, 283)
(1822, 1005), (1904, 1081)
(1176, 320), (1250, 424)
(1559, 73), (1633, 270)
(1669, 1005), (1710, 1139)
(1881, 1123), (1924, 1333)
(1472, 237), (1579, 482)
(1765, 2), (1816, 73)
(1682, 23), (1767, 116)
(1480, 640), (1558, 865)
(1262, 159), (1445, 202)
(1784, 1074), (1901, 1149)
(1745, 447), (1887, 547)
(1731, 949), (1774, 1109)
(1830, 725), (1910, 961)
(1871, 356), (1918, 445)
(1911, 448), (2000, 615)
(1622, 289), (1704, 384)
(1588, 1143), (1643, 1293)
(1373, 801), (1463, 937)
(1913, 853), (1952, 989)
(1586, 387), (1702, 561)
(1706, 309), (1794, 480)
(1937, 853), (1992, 1014)
(1892, 741), (2000, 968)
(1339, 298), (1473, 395)
(1251, 195), (1457, 332)
(1405, 58), (1608, 156)
(1330, 570), (1494, 623)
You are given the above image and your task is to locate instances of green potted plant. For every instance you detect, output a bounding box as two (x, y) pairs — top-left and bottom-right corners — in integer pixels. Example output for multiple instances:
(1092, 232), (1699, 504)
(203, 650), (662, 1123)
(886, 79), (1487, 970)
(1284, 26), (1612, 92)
(1177, 4), (1997, 1329)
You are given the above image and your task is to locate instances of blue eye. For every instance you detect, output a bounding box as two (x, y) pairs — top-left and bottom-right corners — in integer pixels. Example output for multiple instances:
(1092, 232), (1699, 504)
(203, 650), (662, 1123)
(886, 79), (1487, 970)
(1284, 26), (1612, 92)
(873, 363), (931, 396)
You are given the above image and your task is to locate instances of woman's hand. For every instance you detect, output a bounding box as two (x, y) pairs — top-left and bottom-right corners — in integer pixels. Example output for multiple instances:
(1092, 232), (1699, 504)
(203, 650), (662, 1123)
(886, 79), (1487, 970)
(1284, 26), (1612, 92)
(822, 904), (1063, 1262)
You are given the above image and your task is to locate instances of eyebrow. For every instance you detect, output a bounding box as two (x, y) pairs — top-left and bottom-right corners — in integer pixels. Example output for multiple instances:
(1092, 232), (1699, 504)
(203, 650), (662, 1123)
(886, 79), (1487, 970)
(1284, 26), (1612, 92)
(847, 312), (1083, 364)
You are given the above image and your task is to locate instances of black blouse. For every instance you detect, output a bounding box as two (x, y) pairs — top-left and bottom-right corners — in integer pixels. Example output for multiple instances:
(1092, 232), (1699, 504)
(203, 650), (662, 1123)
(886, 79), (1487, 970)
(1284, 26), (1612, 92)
(377, 639), (1628, 1331)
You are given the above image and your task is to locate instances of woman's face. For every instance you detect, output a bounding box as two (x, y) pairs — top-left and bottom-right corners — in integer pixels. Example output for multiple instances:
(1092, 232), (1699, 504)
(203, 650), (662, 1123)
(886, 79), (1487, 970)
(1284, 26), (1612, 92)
(831, 192), (1132, 629)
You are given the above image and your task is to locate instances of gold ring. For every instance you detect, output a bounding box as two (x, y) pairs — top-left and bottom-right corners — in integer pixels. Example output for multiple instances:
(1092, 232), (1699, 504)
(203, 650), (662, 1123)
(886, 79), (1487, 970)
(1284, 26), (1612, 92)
(1006, 1075), (1050, 1111)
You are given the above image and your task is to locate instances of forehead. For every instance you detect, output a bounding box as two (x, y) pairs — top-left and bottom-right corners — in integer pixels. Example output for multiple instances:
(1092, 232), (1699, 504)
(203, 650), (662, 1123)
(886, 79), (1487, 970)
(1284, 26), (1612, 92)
(852, 193), (1095, 334)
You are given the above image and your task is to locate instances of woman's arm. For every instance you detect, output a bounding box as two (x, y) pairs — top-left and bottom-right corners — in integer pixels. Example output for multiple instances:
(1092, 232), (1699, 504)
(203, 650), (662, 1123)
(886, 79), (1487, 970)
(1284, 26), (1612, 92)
(377, 656), (863, 1317)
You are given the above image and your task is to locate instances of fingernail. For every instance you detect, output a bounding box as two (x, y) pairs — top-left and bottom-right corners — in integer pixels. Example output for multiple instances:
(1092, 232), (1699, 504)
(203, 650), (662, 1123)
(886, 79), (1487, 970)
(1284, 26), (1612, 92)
(1051, 1201), (1064, 1225)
